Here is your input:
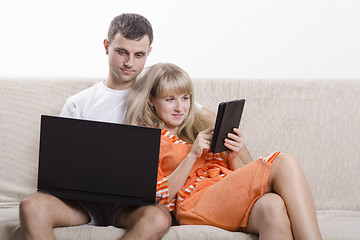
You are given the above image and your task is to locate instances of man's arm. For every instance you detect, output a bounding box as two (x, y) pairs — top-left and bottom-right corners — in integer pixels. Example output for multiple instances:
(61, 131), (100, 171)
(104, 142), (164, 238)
(60, 98), (81, 118)
(198, 106), (216, 121)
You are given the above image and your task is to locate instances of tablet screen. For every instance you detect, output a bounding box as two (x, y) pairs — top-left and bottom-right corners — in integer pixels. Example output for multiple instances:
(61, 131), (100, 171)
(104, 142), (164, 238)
(210, 99), (245, 153)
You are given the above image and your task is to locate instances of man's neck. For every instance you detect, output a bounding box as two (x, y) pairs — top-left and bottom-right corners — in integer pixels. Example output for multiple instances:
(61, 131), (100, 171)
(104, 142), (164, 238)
(104, 77), (135, 90)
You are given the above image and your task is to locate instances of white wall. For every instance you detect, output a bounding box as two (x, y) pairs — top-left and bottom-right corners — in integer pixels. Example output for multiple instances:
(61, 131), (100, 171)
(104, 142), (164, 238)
(0, 0), (359, 79)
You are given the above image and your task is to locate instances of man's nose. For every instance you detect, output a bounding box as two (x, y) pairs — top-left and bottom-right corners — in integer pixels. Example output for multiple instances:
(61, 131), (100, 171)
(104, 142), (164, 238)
(124, 56), (134, 68)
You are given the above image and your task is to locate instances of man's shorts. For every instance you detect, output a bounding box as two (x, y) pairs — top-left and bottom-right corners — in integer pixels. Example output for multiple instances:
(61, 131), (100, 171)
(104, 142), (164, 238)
(77, 200), (129, 226)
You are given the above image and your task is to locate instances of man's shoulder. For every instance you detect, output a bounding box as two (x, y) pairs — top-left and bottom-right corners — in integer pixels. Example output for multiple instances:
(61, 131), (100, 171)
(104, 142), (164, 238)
(60, 81), (103, 118)
(67, 81), (102, 103)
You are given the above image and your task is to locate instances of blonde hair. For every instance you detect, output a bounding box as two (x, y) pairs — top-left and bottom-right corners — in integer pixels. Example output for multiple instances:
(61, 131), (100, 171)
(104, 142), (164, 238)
(127, 63), (212, 143)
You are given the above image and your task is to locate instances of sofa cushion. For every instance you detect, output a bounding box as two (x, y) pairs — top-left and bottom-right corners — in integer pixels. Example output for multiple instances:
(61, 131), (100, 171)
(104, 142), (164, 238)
(0, 205), (257, 240)
(317, 210), (360, 239)
(2, 205), (360, 240)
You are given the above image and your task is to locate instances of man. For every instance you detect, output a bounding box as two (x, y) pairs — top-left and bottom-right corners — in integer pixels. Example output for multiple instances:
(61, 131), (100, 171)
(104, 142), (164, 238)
(19, 13), (177, 240)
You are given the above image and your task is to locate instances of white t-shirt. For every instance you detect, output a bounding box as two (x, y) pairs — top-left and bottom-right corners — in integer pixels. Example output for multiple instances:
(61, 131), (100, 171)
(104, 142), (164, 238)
(60, 81), (202, 124)
(60, 81), (130, 123)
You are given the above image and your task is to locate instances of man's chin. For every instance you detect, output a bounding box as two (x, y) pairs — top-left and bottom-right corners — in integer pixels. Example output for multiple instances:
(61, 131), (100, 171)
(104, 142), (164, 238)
(114, 72), (136, 83)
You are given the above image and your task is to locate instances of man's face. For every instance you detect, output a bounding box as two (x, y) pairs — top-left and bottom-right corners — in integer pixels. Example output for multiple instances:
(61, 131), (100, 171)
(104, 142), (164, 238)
(105, 33), (151, 89)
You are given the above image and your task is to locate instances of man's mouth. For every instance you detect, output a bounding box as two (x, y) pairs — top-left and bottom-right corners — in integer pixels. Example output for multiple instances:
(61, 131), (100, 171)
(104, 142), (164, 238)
(121, 68), (134, 74)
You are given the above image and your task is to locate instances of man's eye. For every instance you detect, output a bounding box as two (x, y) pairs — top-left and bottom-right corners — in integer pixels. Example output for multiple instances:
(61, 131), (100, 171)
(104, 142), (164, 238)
(118, 51), (126, 55)
(136, 54), (144, 58)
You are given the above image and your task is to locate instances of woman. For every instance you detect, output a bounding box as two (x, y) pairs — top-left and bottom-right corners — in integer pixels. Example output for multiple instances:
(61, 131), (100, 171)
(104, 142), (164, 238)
(127, 63), (322, 240)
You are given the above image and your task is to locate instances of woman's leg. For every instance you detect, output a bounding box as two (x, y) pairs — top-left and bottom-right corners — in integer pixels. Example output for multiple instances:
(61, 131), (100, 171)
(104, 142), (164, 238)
(247, 193), (293, 240)
(266, 153), (322, 240)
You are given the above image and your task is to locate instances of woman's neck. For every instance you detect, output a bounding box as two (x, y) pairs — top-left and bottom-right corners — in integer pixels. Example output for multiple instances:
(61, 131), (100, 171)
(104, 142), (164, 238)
(165, 127), (179, 138)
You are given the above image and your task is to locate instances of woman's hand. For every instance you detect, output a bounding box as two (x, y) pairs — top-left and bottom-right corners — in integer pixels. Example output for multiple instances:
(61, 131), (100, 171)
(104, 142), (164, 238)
(189, 128), (214, 159)
(225, 128), (245, 163)
(167, 127), (214, 201)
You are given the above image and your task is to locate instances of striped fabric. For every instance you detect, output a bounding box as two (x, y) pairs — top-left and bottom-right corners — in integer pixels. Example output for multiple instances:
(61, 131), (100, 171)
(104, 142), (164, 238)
(257, 151), (280, 164)
(161, 129), (188, 145)
(156, 177), (175, 210)
(156, 129), (280, 212)
(156, 129), (188, 210)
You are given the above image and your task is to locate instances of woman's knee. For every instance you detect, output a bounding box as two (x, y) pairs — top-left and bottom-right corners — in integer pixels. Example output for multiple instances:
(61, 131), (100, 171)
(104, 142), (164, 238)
(248, 193), (291, 234)
(269, 153), (304, 187)
(276, 153), (302, 170)
(261, 194), (289, 222)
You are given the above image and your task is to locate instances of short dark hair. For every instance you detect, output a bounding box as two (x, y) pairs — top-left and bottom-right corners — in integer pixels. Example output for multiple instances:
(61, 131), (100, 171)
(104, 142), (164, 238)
(107, 13), (153, 46)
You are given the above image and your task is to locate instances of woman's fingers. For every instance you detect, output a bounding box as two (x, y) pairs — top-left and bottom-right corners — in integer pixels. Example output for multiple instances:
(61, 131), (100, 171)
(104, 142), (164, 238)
(225, 128), (244, 153)
(191, 128), (215, 157)
(200, 128), (214, 147)
(203, 127), (214, 134)
(224, 139), (243, 153)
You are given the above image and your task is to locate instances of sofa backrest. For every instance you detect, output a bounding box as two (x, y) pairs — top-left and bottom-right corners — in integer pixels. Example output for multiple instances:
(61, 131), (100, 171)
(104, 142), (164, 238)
(0, 78), (98, 203)
(1, 77), (359, 211)
(193, 78), (360, 211)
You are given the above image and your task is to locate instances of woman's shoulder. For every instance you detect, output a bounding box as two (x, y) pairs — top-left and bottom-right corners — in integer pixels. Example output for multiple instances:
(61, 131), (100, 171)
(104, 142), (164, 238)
(161, 129), (189, 145)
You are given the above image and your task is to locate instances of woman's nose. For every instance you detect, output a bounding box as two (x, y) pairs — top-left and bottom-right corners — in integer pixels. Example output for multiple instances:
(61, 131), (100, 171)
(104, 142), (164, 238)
(174, 100), (182, 111)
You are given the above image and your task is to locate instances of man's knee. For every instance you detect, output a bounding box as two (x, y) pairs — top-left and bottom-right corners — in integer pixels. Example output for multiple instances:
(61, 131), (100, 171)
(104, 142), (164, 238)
(20, 193), (51, 220)
(142, 205), (172, 230)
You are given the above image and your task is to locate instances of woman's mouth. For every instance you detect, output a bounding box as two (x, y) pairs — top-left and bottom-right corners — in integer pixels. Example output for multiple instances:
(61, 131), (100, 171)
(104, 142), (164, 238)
(172, 114), (183, 119)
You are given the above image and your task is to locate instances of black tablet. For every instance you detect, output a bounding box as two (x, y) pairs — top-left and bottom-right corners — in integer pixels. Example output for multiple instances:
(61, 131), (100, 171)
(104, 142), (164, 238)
(210, 99), (245, 153)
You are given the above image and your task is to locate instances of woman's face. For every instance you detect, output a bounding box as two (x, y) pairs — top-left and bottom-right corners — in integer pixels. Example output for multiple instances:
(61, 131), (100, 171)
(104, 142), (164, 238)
(149, 93), (191, 134)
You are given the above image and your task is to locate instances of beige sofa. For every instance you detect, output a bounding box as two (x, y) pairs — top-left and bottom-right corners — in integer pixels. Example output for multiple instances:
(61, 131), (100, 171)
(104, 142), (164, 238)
(1, 77), (359, 239)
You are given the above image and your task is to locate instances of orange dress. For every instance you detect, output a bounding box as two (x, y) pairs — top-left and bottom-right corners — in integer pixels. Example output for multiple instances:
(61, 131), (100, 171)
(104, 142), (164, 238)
(156, 129), (280, 232)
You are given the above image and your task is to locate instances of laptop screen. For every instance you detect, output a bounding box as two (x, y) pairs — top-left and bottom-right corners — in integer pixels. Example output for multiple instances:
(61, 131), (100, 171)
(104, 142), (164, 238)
(38, 115), (161, 205)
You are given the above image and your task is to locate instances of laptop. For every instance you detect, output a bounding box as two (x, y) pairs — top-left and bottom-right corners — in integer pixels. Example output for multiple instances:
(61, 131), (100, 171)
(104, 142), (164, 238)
(37, 115), (161, 206)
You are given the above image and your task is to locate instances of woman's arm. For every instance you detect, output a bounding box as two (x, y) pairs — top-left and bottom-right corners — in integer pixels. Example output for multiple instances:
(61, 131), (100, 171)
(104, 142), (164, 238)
(167, 128), (213, 201)
(199, 107), (253, 168)
(166, 154), (197, 202)
(227, 146), (253, 170)
(225, 128), (253, 170)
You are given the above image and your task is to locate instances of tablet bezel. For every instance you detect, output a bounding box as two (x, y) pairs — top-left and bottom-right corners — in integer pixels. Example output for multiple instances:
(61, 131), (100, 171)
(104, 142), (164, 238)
(210, 99), (245, 153)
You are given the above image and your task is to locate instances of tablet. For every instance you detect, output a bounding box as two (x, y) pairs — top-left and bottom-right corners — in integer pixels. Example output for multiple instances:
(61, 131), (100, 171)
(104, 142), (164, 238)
(210, 99), (245, 153)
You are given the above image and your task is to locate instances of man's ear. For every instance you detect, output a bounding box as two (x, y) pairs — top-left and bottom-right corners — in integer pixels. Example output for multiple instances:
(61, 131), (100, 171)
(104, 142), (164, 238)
(147, 46), (152, 56)
(104, 39), (109, 55)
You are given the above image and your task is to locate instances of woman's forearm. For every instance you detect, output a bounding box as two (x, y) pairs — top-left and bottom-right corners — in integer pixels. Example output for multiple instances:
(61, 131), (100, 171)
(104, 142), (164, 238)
(239, 145), (253, 165)
(167, 153), (197, 201)
(228, 145), (253, 170)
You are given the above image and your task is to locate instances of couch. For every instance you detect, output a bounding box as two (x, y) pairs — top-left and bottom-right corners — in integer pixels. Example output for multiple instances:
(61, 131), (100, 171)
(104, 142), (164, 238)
(1, 77), (359, 239)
